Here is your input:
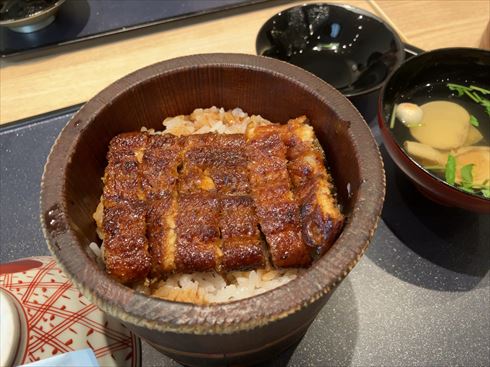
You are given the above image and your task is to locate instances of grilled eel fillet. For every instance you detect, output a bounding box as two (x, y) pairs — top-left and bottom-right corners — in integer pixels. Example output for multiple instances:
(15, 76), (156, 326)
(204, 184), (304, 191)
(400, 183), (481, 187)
(101, 133), (151, 284)
(177, 134), (265, 273)
(100, 132), (266, 283)
(285, 117), (344, 256)
(245, 123), (311, 267)
(142, 134), (182, 276)
(98, 119), (343, 283)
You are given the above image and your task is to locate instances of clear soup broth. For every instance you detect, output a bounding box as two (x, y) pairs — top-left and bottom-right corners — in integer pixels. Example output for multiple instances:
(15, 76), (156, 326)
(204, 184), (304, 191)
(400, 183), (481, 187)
(390, 81), (490, 199)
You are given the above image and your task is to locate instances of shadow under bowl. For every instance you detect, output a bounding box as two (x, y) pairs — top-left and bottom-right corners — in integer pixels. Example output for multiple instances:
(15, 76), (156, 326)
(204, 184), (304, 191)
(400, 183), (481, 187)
(40, 53), (385, 366)
(256, 3), (405, 121)
(378, 47), (490, 213)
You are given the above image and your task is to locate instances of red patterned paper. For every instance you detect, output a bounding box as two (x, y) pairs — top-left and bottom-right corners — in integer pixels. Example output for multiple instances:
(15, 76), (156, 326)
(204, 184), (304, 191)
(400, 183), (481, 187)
(0, 256), (140, 366)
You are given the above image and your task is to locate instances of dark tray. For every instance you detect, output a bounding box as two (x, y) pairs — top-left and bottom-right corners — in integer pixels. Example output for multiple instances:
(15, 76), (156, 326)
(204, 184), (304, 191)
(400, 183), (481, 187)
(1, 46), (489, 366)
(0, 0), (270, 57)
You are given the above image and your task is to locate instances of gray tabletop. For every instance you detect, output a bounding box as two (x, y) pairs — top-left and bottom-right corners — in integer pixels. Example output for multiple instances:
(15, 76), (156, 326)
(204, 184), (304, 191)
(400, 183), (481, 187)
(1, 109), (489, 366)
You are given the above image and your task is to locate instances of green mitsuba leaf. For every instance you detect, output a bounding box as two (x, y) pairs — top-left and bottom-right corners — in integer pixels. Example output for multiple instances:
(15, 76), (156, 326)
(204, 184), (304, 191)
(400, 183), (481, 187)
(460, 164), (474, 189)
(445, 155), (456, 186)
(469, 115), (479, 127)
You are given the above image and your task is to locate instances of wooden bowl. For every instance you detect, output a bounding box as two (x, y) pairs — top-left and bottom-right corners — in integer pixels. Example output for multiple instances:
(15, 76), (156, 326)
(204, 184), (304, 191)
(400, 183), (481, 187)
(40, 53), (384, 366)
(378, 48), (490, 213)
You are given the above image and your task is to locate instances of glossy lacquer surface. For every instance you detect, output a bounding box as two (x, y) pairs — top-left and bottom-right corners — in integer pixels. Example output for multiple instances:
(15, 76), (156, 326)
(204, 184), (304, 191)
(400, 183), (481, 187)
(256, 3), (404, 97)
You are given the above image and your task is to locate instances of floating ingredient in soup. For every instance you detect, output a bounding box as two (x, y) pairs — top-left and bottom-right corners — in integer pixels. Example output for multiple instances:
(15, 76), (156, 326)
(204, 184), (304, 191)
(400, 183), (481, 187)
(454, 146), (490, 186)
(404, 141), (448, 167)
(445, 154), (456, 185)
(464, 125), (484, 146)
(395, 102), (423, 127)
(444, 151), (490, 198)
(447, 83), (490, 116)
(390, 82), (490, 199)
(409, 101), (470, 150)
(469, 116), (480, 127)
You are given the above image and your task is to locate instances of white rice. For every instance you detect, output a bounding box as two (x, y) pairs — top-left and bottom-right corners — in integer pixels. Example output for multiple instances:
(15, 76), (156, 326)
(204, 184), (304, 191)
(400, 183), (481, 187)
(141, 106), (271, 136)
(149, 269), (299, 304)
(92, 107), (300, 305)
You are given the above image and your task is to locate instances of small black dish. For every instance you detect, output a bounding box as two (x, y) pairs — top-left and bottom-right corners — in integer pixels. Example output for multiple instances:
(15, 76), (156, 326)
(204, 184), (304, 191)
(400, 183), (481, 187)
(256, 3), (405, 121)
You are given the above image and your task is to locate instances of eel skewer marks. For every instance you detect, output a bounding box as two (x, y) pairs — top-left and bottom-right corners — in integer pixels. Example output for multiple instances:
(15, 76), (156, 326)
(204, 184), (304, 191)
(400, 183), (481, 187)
(245, 123), (311, 267)
(97, 117), (344, 283)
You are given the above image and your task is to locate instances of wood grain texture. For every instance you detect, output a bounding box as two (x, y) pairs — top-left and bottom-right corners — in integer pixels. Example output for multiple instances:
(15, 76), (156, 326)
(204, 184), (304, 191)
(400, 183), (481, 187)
(375, 0), (489, 50)
(1, 0), (488, 124)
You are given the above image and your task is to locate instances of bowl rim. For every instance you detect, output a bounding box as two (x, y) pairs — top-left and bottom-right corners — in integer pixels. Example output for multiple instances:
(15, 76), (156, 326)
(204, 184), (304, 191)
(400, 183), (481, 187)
(41, 53), (385, 335)
(255, 2), (406, 98)
(378, 47), (490, 206)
